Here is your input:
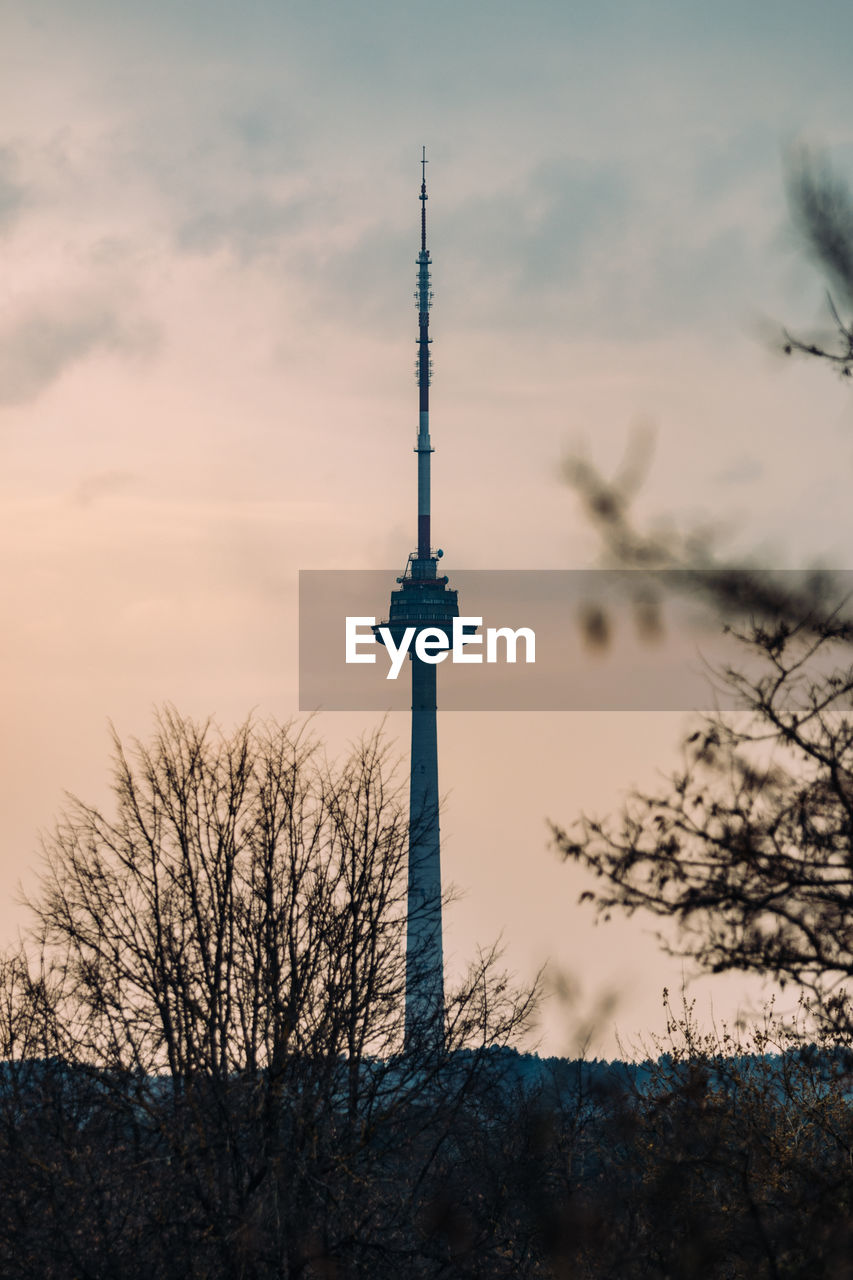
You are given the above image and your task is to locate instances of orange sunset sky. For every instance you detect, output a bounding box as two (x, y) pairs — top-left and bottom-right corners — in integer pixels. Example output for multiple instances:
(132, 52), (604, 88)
(3, 0), (853, 1054)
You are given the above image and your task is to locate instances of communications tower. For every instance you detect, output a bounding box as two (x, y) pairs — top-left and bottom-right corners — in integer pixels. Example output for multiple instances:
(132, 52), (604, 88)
(378, 150), (458, 1049)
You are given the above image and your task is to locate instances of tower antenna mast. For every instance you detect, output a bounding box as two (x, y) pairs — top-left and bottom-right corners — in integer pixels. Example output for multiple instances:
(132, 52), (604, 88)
(416, 144), (433, 561)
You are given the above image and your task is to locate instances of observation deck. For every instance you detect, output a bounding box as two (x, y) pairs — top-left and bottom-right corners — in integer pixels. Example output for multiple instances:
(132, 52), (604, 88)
(375, 553), (458, 649)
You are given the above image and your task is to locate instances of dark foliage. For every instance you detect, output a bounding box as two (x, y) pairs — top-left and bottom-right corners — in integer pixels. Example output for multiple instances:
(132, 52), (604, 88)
(784, 148), (853, 376)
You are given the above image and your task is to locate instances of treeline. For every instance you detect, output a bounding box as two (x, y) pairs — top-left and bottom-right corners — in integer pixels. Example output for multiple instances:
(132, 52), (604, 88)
(1, 1026), (852, 1278)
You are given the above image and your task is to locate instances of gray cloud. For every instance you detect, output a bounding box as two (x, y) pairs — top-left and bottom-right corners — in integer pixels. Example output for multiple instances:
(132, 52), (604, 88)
(277, 159), (633, 341)
(0, 301), (157, 406)
(444, 160), (630, 313)
(176, 195), (311, 260)
(0, 147), (27, 232)
(273, 148), (779, 347)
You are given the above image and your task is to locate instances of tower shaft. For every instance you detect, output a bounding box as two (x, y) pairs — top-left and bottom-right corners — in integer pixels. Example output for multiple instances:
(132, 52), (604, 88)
(406, 657), (443, 1045)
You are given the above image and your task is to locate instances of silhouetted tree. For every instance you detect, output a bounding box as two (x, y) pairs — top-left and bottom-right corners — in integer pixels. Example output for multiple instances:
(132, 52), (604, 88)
(554, 615), (853, 1038)
(558, 152), (853, 1043)
(0, 709), (537, 1279)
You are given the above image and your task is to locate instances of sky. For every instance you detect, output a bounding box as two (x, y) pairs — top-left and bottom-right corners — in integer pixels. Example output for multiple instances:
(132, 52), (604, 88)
(3, 0), (853, 1056)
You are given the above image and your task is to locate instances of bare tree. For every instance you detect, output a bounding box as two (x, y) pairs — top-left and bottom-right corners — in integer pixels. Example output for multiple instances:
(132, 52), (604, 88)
(0, 709), (536, 1279)
(554, 609), (853, 1040)
(556, 151), (853, 1046)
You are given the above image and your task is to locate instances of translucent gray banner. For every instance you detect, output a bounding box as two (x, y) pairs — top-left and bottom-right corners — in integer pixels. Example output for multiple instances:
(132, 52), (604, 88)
(298, 569), (852, 711)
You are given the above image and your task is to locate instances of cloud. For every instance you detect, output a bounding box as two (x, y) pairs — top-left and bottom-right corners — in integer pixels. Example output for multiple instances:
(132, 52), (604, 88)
(0, 148), (27, 233)
(72, 469), (140, 506)
(0, 299), (157, 405)
(176, 195), (310, 260)
(274, 147), (774, 346)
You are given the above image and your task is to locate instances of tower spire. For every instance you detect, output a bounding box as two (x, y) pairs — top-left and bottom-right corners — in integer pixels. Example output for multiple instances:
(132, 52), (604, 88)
(416, 145), (433, 561)
(420, 144), (428, 252)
